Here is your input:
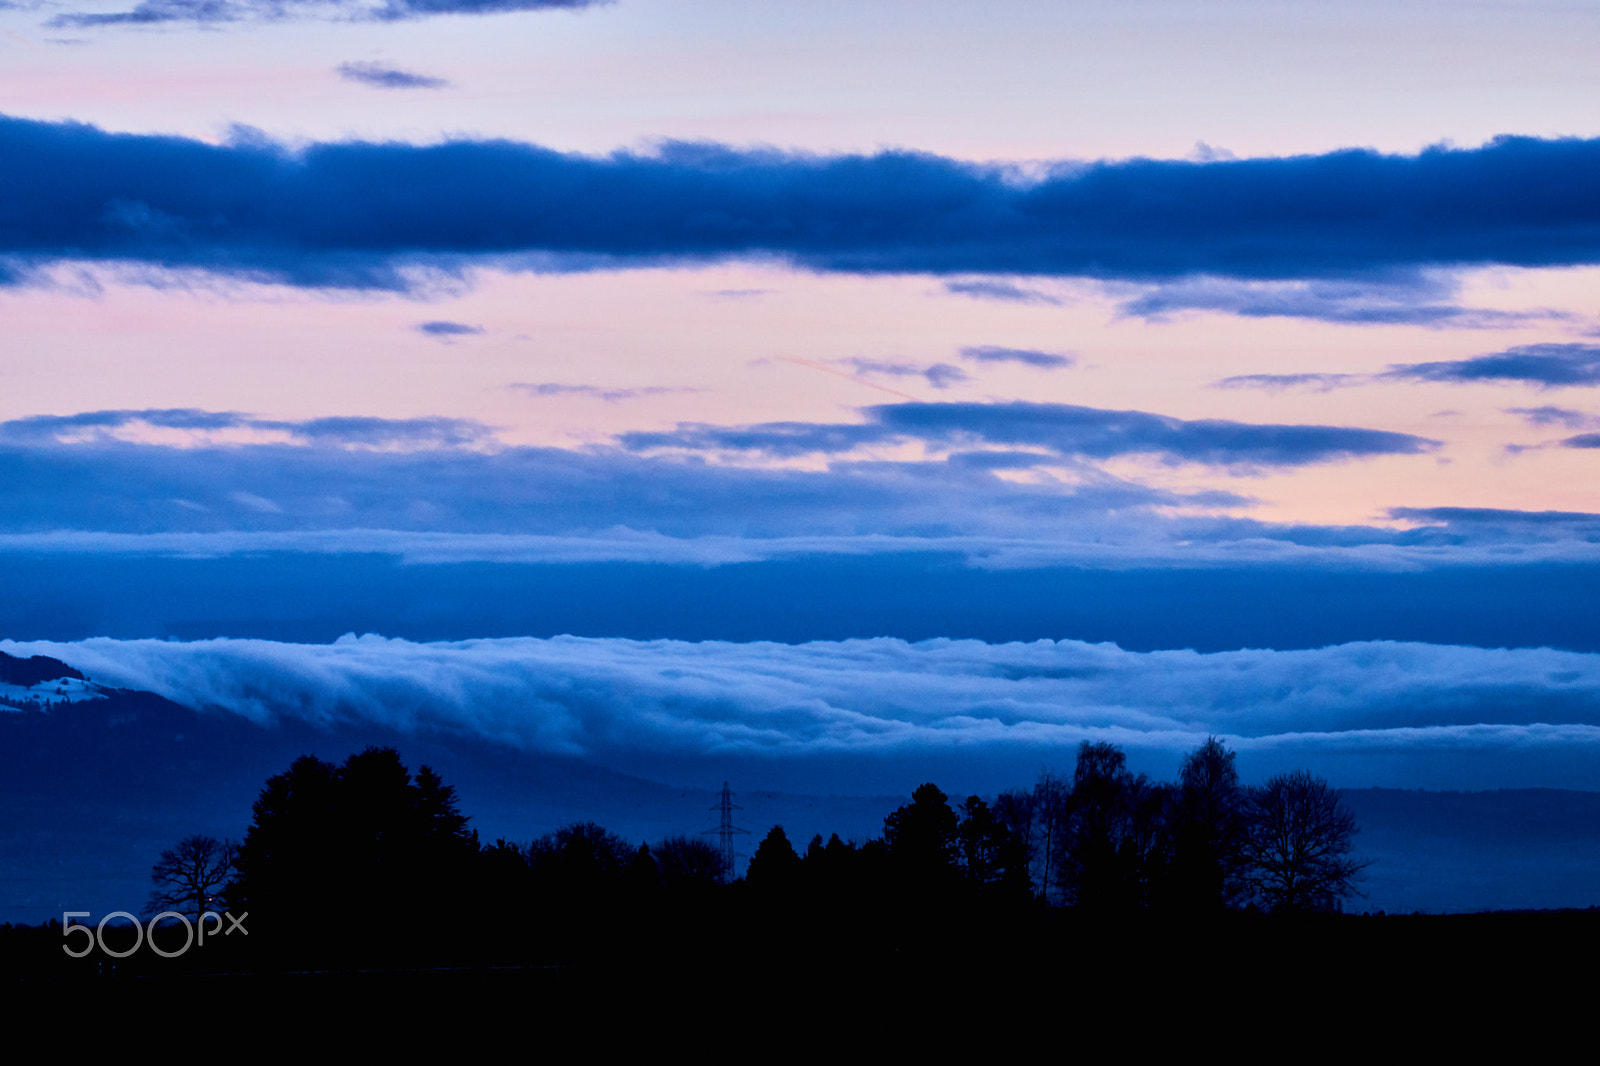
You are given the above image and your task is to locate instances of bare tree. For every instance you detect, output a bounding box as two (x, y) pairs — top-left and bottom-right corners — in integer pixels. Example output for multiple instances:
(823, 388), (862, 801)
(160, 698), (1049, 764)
(653, 834), (727, 887)
(1241, 771), (1367, 912)
(148, 835), (238, 921)
(1028, 770), (1070, 904)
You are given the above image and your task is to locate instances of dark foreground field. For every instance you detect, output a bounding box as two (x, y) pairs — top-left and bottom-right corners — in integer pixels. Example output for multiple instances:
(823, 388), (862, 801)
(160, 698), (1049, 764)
(5, 906), (1595, 1022)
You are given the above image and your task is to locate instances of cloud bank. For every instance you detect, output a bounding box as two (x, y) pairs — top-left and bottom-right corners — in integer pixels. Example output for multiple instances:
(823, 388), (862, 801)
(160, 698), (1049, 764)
(6, 116), (1600, 289)
(12, 634), (1600, 791)
(9, 405), (1594, 572)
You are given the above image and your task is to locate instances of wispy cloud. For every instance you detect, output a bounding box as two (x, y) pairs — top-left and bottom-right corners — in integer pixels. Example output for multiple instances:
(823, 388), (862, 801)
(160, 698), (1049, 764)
(625, 401), (1439, 469)
(0, 408), (496, 449)
(50, 0), (605, 27)
(1213, 373), (1367, 393)
(1384, 343), (1600, 389)
(509, 383), (689, 403)
(1389, 506), (1600, 529)
(944, 280), (1064, 305)
(414, 320), (484, 338)
(1504, 405), (1600, 429)
(1120, 274), (1568, 328)
(839, 358), (969, 390)
(338, 62), (450, 90)
(1216, 345), (1600, 395)
(957, 345), (1074, 370)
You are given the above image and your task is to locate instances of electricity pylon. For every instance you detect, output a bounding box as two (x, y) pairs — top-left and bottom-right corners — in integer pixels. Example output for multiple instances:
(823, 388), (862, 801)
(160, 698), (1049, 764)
(705, 781), (749, 882)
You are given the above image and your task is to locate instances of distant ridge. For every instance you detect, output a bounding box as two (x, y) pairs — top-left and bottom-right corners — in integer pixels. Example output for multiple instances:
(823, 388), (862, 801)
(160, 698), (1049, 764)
(0, 649), (84, 688)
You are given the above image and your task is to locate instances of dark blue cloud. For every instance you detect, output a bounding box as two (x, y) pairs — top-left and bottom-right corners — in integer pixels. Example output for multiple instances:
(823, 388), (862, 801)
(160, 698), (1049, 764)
(1383, 343), (1600, 388)
(1562, 433), (1600, 449)
(338, 63), (450, 90)
(624, 401), (1437, 468)
(7, 116), (1600, 289)
(957, 345), (1074, 369)
(49, 0), (602, 27)
(415, 320), (484, 337)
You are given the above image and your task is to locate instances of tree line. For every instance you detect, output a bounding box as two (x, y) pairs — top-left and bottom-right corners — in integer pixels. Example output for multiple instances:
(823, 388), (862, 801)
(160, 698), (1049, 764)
(738, 738), (1364, 917)
(135, 738), (1364, 968)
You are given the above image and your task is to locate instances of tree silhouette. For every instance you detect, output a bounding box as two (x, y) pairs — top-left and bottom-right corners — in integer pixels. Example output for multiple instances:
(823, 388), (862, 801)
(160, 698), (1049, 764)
(231, 747), (477, 960)
(957, 795), (1031, 902)
(1241, 770), (1367, 912)
(882, 783), (961, 900)
(1058, 742), (1138, 910)
(1170, 737), (1249, 912)
(147, 835), (238, 921)
(527, 820), (636, 898)
(883, 784), (959, 862)
(746, 825), (802, 890)
(653, 834), (727, 888)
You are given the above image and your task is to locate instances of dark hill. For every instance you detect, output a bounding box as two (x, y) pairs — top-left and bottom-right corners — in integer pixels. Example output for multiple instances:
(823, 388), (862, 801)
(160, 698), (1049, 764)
(0, 649), (84, 687)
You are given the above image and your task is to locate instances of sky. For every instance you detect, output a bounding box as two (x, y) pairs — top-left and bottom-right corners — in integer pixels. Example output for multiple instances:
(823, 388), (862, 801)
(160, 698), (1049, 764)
(4, 0), (1600, 798)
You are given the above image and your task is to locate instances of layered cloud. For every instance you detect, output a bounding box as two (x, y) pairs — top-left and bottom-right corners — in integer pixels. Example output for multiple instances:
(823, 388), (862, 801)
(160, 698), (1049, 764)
(11, 633), (1600, 791)
(6, 115), (1600, 289)
(11, 403), (1590, 572)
